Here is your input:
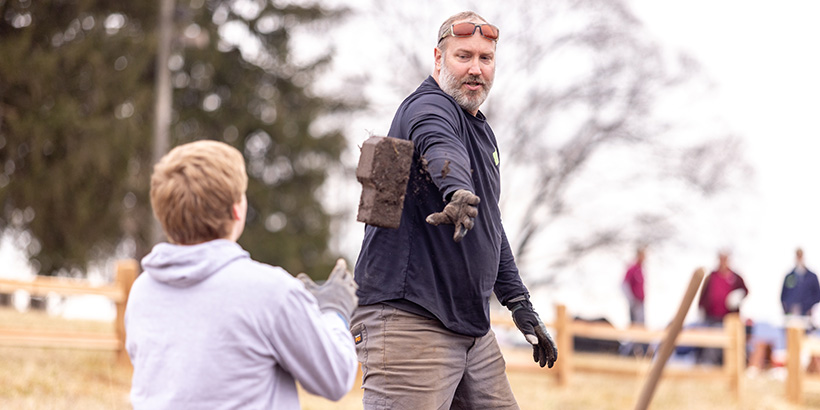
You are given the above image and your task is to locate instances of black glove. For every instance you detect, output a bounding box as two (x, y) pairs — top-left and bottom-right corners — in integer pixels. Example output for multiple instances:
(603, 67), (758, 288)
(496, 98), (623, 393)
(297, 258), (359, 325)
(507, 296), (558, 368)
(425, 189), (480, 242)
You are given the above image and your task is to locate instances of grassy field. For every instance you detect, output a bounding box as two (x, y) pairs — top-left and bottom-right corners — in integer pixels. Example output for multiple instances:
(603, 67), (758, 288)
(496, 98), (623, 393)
(3, 307), (820, 409)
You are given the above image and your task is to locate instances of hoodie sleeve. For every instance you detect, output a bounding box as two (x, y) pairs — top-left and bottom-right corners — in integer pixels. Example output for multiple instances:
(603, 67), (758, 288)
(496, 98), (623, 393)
(266, 286), (358, 401)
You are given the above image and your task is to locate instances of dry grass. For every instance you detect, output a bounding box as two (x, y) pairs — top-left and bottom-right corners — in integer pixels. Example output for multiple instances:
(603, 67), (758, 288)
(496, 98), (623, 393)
(0, 307), (131, 409)
(0, 346), (132, 409)
(3, 306), (820, 409)
(300, 356), (820, 410)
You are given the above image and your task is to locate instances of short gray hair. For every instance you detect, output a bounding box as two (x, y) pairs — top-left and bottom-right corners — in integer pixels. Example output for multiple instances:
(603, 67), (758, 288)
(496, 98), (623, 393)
(436, 11), (491, 51)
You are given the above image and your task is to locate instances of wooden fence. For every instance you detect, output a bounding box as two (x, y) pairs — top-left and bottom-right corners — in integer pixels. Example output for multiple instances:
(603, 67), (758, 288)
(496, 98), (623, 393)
(5, 263), (820, 402)
(494, 304), (746, 397)
(0, 259), (138, 366)
(786, 325), (820, 404)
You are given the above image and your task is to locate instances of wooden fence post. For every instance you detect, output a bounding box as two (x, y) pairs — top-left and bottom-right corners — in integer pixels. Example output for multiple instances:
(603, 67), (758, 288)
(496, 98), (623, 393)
(555, 304), (571, 386)
(634, 268), (704, 410)
(786, 325), (803, 404)
(723, 313), (744, 398)
(115, 259), (139, 366)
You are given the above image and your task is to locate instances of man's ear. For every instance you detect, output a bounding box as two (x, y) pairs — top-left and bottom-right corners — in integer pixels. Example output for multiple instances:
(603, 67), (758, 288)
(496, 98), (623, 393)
(434, 47), (443, 72)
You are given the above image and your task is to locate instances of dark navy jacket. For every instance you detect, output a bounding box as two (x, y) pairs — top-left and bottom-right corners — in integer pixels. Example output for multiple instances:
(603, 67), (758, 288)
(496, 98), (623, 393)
(354, 76), (528, 337)
(781, 268), (820, 315)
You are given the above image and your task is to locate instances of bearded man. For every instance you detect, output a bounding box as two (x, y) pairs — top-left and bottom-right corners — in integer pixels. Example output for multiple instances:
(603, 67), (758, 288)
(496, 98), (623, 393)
(352, 11), (557, 409)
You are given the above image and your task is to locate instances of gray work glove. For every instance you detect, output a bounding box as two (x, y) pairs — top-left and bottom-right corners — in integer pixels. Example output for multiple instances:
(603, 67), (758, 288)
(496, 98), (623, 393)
(425, 189), (480, 242)
(296, 258), (359, 325)
(507, 296), (558, 368)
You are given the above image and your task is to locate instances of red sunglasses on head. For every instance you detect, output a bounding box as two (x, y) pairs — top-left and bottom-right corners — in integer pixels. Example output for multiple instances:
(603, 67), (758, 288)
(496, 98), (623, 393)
(438, 22), (500, 43)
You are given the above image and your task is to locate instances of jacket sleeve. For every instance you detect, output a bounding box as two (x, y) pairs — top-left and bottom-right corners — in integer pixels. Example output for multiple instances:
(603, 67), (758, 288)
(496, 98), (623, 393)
(267, 286), (357, 401)
(780, 273), (790, 313)
(406, 99), (474, 200)
(493, 227), (529, 305)
(810, 272), (820, 307)
(698, 274), (711, 311)
(736, 274), (748, 296)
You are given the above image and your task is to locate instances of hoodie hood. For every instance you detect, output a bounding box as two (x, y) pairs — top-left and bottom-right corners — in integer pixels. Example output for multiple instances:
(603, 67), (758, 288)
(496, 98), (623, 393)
(141, 240), (249, 288)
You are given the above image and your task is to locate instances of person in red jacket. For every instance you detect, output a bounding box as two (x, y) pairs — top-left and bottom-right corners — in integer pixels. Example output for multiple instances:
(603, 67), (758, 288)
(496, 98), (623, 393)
(699, 250), (748, 322)
(696, 250), (748, 364)
(623, 246), (647, 326)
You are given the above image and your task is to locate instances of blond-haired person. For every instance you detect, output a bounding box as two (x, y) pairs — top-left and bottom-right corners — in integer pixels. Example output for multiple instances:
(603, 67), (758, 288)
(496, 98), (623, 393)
(125, 140), (358, 409)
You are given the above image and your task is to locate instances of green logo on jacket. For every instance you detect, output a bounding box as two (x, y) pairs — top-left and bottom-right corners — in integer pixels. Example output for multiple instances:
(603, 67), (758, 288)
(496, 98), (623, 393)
(785, 274), (797, 289)
(492, 150), (499, 166)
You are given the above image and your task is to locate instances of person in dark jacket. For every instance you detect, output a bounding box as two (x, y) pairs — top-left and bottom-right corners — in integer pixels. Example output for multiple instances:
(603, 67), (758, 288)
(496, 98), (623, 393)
(781, 247), (820, 317)
(749, 248), (820, 372)
(352, 10), (557, 409)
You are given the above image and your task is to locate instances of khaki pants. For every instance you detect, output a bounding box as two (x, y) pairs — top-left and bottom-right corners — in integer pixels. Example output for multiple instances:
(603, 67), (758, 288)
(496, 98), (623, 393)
(351, 303), (519, 410)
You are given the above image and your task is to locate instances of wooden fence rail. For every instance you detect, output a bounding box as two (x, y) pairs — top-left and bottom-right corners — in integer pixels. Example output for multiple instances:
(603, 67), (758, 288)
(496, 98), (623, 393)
(494, 303), (745, 398)
(0, 259), (138, 365)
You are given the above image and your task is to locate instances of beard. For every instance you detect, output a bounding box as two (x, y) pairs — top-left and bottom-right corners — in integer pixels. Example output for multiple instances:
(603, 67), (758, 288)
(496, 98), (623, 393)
(438, 62), (493, 113)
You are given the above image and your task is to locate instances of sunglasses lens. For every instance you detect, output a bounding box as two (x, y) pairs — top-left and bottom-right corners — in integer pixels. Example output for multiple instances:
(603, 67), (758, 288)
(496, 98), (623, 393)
(448, 23), (499, 41)
(481, 24), (499, 40)
(451, 22), (477, 37)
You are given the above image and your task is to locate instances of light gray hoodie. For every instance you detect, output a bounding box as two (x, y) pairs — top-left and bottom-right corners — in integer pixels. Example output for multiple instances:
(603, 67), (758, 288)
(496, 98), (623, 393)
(125, 239), (357, 409)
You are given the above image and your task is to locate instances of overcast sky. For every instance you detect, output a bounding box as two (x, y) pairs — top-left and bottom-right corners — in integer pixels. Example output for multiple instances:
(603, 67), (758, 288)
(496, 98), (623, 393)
(625, 0), (820, 326)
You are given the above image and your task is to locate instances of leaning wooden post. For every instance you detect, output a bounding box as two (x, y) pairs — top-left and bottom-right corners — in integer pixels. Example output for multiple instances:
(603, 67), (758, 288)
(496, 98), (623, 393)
(115, 259), (139, 366)
(634, 268), (705, 410)
(555, 304), (571, 386)
(786, 324), (803, 404)
(723, 313), (744, 397)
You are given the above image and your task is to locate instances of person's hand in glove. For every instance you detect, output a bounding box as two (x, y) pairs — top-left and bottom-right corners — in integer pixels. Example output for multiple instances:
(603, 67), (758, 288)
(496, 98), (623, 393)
(296, 258), (359, 326)
(425, 189), (480, 242)
(507, 295), (558, 368)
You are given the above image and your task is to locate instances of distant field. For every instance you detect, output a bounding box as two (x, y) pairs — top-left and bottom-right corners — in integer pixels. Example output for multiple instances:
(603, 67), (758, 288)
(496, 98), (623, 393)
(2, 307), (820, 409)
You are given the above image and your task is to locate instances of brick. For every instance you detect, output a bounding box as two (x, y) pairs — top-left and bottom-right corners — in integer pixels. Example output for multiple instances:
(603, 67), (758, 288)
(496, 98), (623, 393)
(356, 136), (414, 229)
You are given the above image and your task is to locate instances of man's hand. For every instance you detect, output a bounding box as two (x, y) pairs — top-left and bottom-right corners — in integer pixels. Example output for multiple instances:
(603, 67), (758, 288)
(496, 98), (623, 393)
(425, 189), (480, 242)
(507, 296), (558, 368)
(297, 258), (359, 325)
